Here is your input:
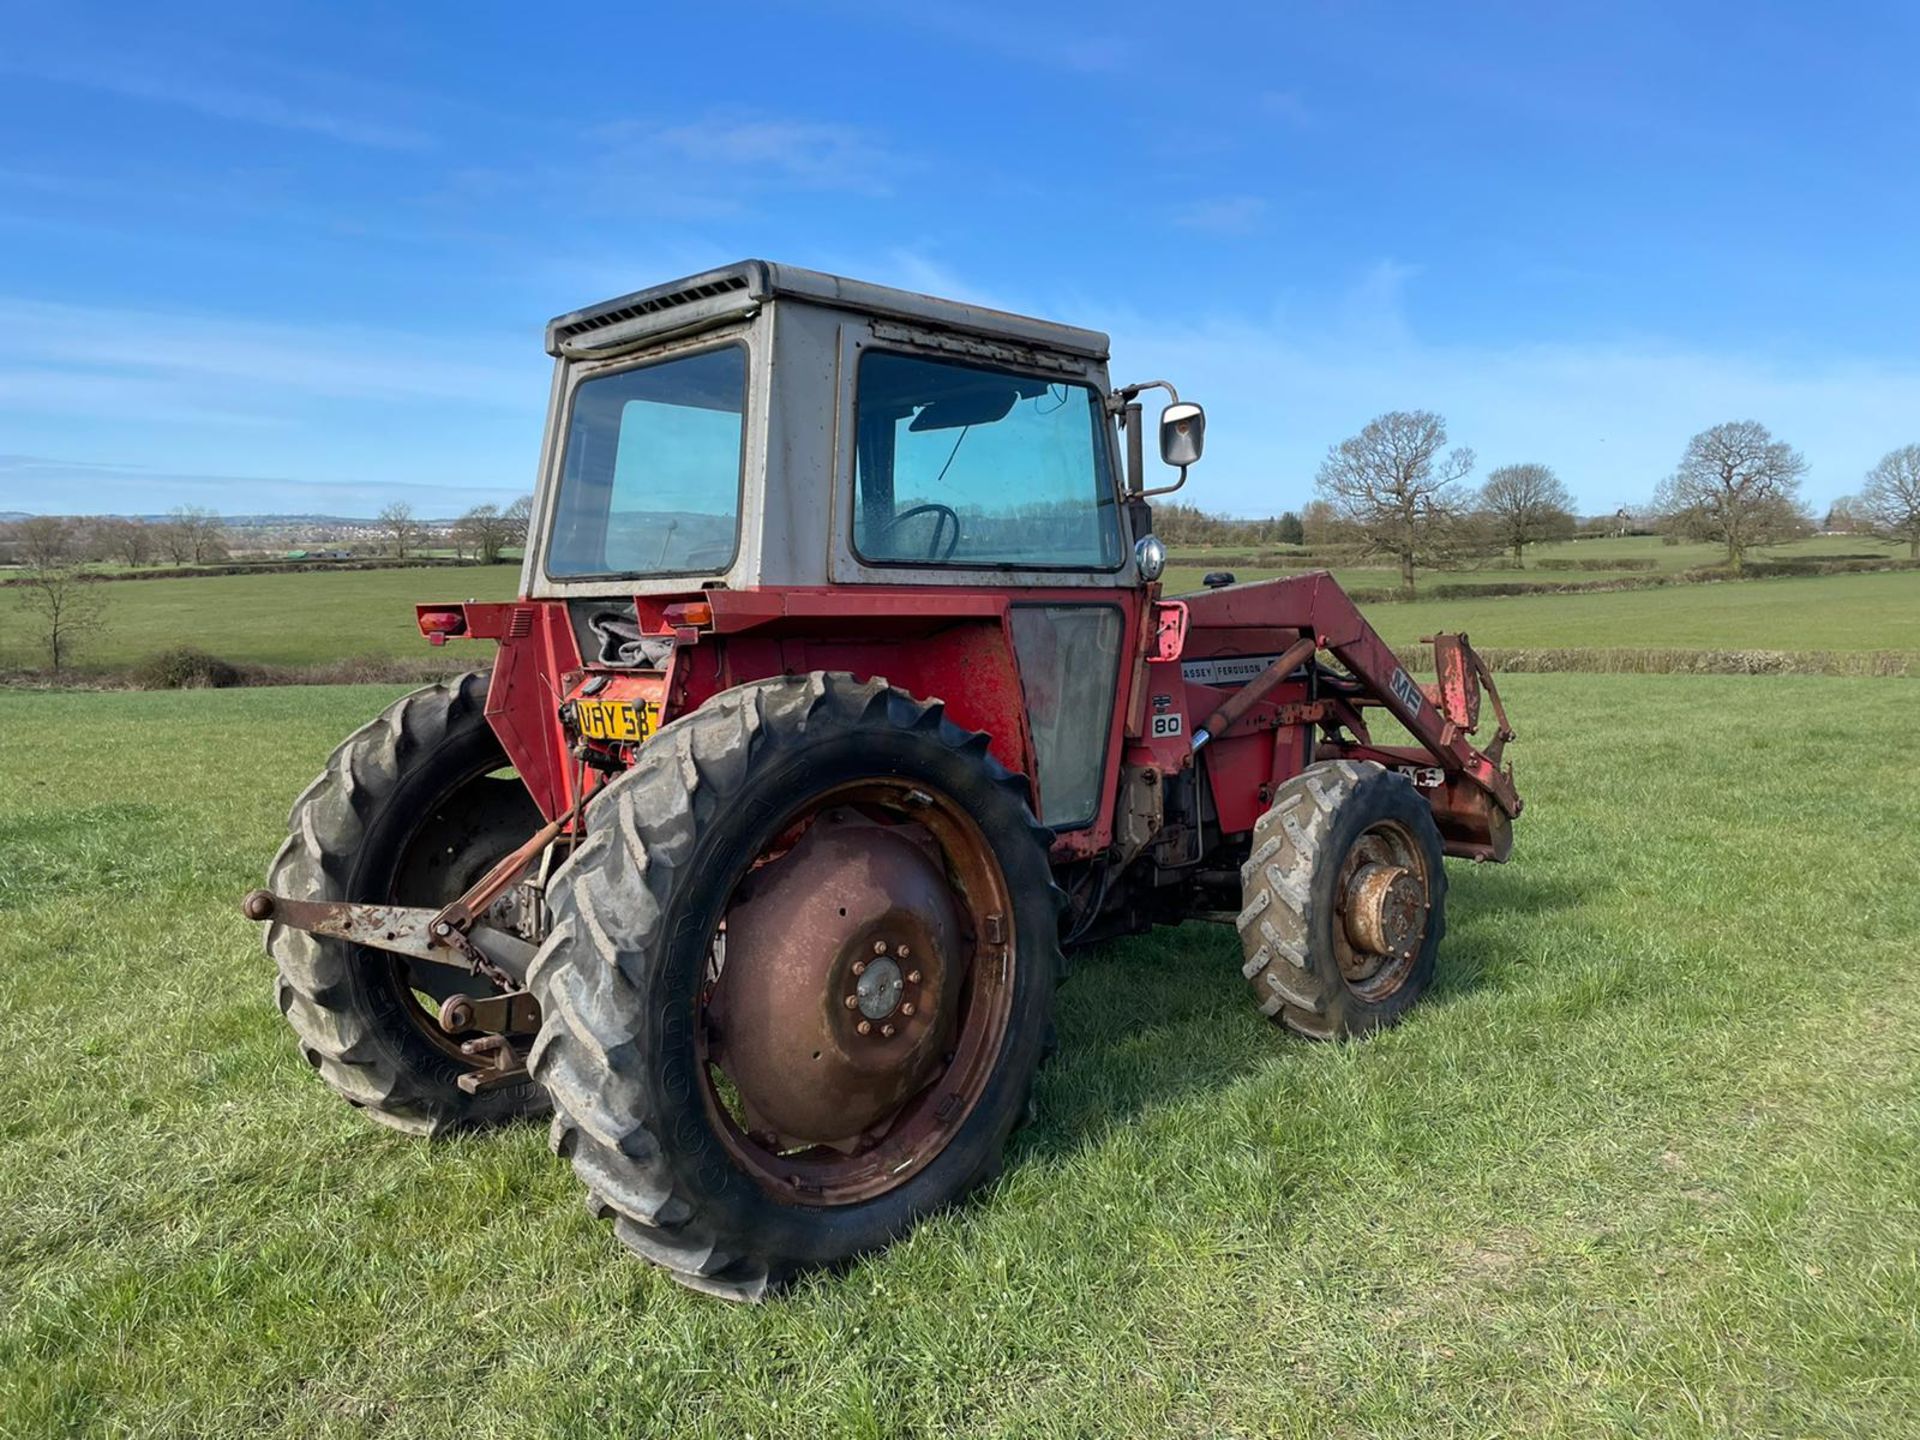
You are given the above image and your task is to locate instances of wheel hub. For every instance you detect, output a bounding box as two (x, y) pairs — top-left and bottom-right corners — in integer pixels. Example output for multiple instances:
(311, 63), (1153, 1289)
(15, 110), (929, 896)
(1341, 861), (1424, 976)
(854, 955), (906, 1019)
(707, 813), (963, 1149)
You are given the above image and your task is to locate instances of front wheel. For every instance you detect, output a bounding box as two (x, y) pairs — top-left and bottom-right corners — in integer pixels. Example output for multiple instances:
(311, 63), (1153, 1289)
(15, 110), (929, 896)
(1236, 760), (1448, 1039)
(526, 673), (1063, 1300)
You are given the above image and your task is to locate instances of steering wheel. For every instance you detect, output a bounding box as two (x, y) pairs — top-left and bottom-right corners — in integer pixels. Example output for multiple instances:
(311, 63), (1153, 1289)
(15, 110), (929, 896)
(872, 503), (961, 561)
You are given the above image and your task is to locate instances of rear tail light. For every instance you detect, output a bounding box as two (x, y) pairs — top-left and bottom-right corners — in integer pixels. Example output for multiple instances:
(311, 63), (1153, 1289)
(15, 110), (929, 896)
(662, 601), (713, 629)
(418, 609), (467, 646)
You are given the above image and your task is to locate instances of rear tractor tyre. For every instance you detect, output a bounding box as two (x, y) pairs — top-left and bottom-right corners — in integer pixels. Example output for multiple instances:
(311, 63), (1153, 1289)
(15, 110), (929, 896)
(264, 671), (549, 1135)
(526, 673), (1063, 1300)
(1237, 759), (1447, 1039)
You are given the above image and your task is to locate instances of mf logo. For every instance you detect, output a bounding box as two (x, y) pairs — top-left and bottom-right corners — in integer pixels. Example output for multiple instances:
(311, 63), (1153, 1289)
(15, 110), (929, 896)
(1389, 667), (1423, 716)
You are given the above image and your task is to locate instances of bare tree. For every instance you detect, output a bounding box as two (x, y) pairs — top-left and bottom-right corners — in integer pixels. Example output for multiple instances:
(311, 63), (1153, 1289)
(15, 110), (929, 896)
(97, 517), (156, 567)
(503, 494), (533, 553)
(16, 566), (108, 674)
(156, 518), (194, 564)
(453, 504), (514, 564)
(1299, 498), (1349, 550)
(1859, 444), (1920, 558)
(379, 502), (424, 559)
(1654, 421), (1809, 572)
(1476, 463), (1576, 567)
(13, 515), (74, 571)
(1823, 496), (1863, 534)
(162, 506), (228, 565)
(1314, 410), (1474, 592)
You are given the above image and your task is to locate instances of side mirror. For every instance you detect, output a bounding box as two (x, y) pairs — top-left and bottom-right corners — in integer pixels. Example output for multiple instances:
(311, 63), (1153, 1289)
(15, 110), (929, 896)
(1160, 402), (1205, 467)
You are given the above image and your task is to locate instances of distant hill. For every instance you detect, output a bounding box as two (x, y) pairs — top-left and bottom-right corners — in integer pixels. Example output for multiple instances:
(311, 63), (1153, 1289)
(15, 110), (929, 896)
(0, 511), (466, 526)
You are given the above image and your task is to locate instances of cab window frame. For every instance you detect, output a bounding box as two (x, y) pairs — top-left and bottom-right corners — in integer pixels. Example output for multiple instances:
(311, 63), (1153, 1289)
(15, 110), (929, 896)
(539, 338), (752, 585)
(848, 347), (1127, 575)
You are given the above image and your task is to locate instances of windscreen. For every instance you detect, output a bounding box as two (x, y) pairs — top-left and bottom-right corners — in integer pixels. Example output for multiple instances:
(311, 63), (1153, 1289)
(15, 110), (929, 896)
(545, 345), (746, 579)
(853, 351), (1121, 569)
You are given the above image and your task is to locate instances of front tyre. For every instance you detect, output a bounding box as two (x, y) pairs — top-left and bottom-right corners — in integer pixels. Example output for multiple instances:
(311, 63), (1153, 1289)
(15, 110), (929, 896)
(526, 673), (1062, 1300)
(1236, 760), (1448, 1039)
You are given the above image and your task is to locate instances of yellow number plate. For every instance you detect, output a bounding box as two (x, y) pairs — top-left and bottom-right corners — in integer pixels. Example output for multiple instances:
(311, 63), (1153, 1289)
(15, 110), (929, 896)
(574, 697), (659, 744)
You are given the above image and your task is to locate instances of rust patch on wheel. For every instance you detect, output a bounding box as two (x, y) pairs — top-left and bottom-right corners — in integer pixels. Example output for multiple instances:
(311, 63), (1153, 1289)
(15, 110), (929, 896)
(1332, 820), (1432, 1000)
(709, 812), (964, 1147)
(695, 780), (1015, 1206)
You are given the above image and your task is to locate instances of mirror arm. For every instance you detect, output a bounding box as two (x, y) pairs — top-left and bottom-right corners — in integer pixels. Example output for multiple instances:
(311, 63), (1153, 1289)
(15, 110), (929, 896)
(1109, 378), (1180, 407)
(1139, 465), (1189, 499)
(1124, 402), (1145, 494)
(1109, 379), (1182, 495)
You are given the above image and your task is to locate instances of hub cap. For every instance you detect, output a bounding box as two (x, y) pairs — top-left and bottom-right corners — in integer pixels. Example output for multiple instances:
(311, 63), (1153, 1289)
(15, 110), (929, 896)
(709, 813), (962, 1146)
(695, 780), (1016, 1205)
(1332, 820), (1432, 998)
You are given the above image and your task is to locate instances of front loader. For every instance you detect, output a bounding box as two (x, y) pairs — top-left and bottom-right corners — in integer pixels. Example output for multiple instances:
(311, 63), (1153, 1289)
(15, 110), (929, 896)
(244, 261), (1522, 1299)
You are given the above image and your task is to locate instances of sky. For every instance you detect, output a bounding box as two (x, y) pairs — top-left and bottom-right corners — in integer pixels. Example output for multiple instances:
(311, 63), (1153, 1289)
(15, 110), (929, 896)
(2, 0), (1917, 520)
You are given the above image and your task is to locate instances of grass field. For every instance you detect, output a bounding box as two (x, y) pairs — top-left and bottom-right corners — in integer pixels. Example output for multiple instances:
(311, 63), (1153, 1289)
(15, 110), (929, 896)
(0, 564), (521, 672)
(1362, 568), (1920, 652)
(3, 678), (1916, 1436)
(6, 539), (1917, 678)
(1159, 532), (1912, 604)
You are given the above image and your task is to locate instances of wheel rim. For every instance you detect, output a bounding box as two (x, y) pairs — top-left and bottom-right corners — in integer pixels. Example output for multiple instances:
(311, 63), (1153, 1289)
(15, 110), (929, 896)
(1331, 818), (1432, 1002)
(373, 761), (539, 1065)
(696, 778), (1016, 1206)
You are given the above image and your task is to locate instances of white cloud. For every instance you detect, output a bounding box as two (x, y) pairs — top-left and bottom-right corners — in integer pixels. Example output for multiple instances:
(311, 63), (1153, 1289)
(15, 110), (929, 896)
(0, 298), (532, 414)
(1258, 89), (1315, 128)
(1171, 196), (1270, 235)
(0, 454), (522, 518)
(590, 112), (904, 206)
(0, 53), (432, 150)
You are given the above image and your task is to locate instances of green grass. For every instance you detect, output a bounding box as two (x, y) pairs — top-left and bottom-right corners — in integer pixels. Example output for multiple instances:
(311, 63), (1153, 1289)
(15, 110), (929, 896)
(1364, 568), (1920, 652)
(1159, 567), (1920, 653)
(2, 678), (1916, 1436)
(4, 533), (1914, 677)
(1530, 531), (1908, 571)
(0, 565), (521, 672)
(1162, 533), (1913, 599)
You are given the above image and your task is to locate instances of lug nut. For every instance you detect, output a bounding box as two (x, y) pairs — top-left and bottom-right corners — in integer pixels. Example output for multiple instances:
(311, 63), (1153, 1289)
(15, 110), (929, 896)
(900, 1002), (916, 1017)
(881, 1023), (896, 1038)
(896, 944), (911, 959)
(856, 1020), (872, 1036)
(852, 959), (867, 976)
(873, 940), (888, 955)
(906, 970), (921, 985)
(844, 994), (860, 1009)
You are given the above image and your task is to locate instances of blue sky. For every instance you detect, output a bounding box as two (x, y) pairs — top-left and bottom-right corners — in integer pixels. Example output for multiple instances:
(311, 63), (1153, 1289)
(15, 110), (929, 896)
(2, 0), (1916, 519)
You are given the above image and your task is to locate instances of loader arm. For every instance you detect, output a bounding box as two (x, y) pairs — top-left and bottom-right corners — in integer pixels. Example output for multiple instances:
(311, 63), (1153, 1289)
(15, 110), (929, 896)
(1176, 571), (1521, 855)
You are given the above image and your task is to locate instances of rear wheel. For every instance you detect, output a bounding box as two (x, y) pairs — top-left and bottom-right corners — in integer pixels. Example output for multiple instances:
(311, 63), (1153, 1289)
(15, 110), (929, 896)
(264, 672), (549, 1134)
(1236, 760), (1447, 1039)
(526, 673), (1062, 1300)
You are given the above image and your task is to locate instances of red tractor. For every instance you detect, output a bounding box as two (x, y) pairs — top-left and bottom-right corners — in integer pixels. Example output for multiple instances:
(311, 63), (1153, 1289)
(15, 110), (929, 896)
(245, 262), (1521, 1299)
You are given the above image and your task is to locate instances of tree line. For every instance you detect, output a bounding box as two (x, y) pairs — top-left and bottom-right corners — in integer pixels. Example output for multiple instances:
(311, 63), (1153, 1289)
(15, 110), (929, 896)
(1194, 412), (1920, 593)
(1, 497), (533, 674)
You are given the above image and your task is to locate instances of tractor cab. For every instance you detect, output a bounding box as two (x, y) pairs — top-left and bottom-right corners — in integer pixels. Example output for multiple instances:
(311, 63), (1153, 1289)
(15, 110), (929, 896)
(434, 262), (1208, 839)
(523, 260), (1156, 607)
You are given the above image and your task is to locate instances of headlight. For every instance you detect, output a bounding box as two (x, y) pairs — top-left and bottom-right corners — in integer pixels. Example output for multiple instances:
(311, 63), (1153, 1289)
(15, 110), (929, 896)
(1135, 534), (1167, 581)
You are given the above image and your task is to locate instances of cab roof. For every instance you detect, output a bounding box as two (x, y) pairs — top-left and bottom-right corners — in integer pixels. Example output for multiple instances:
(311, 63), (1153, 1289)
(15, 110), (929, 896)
(545, 259), (1111, 362)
